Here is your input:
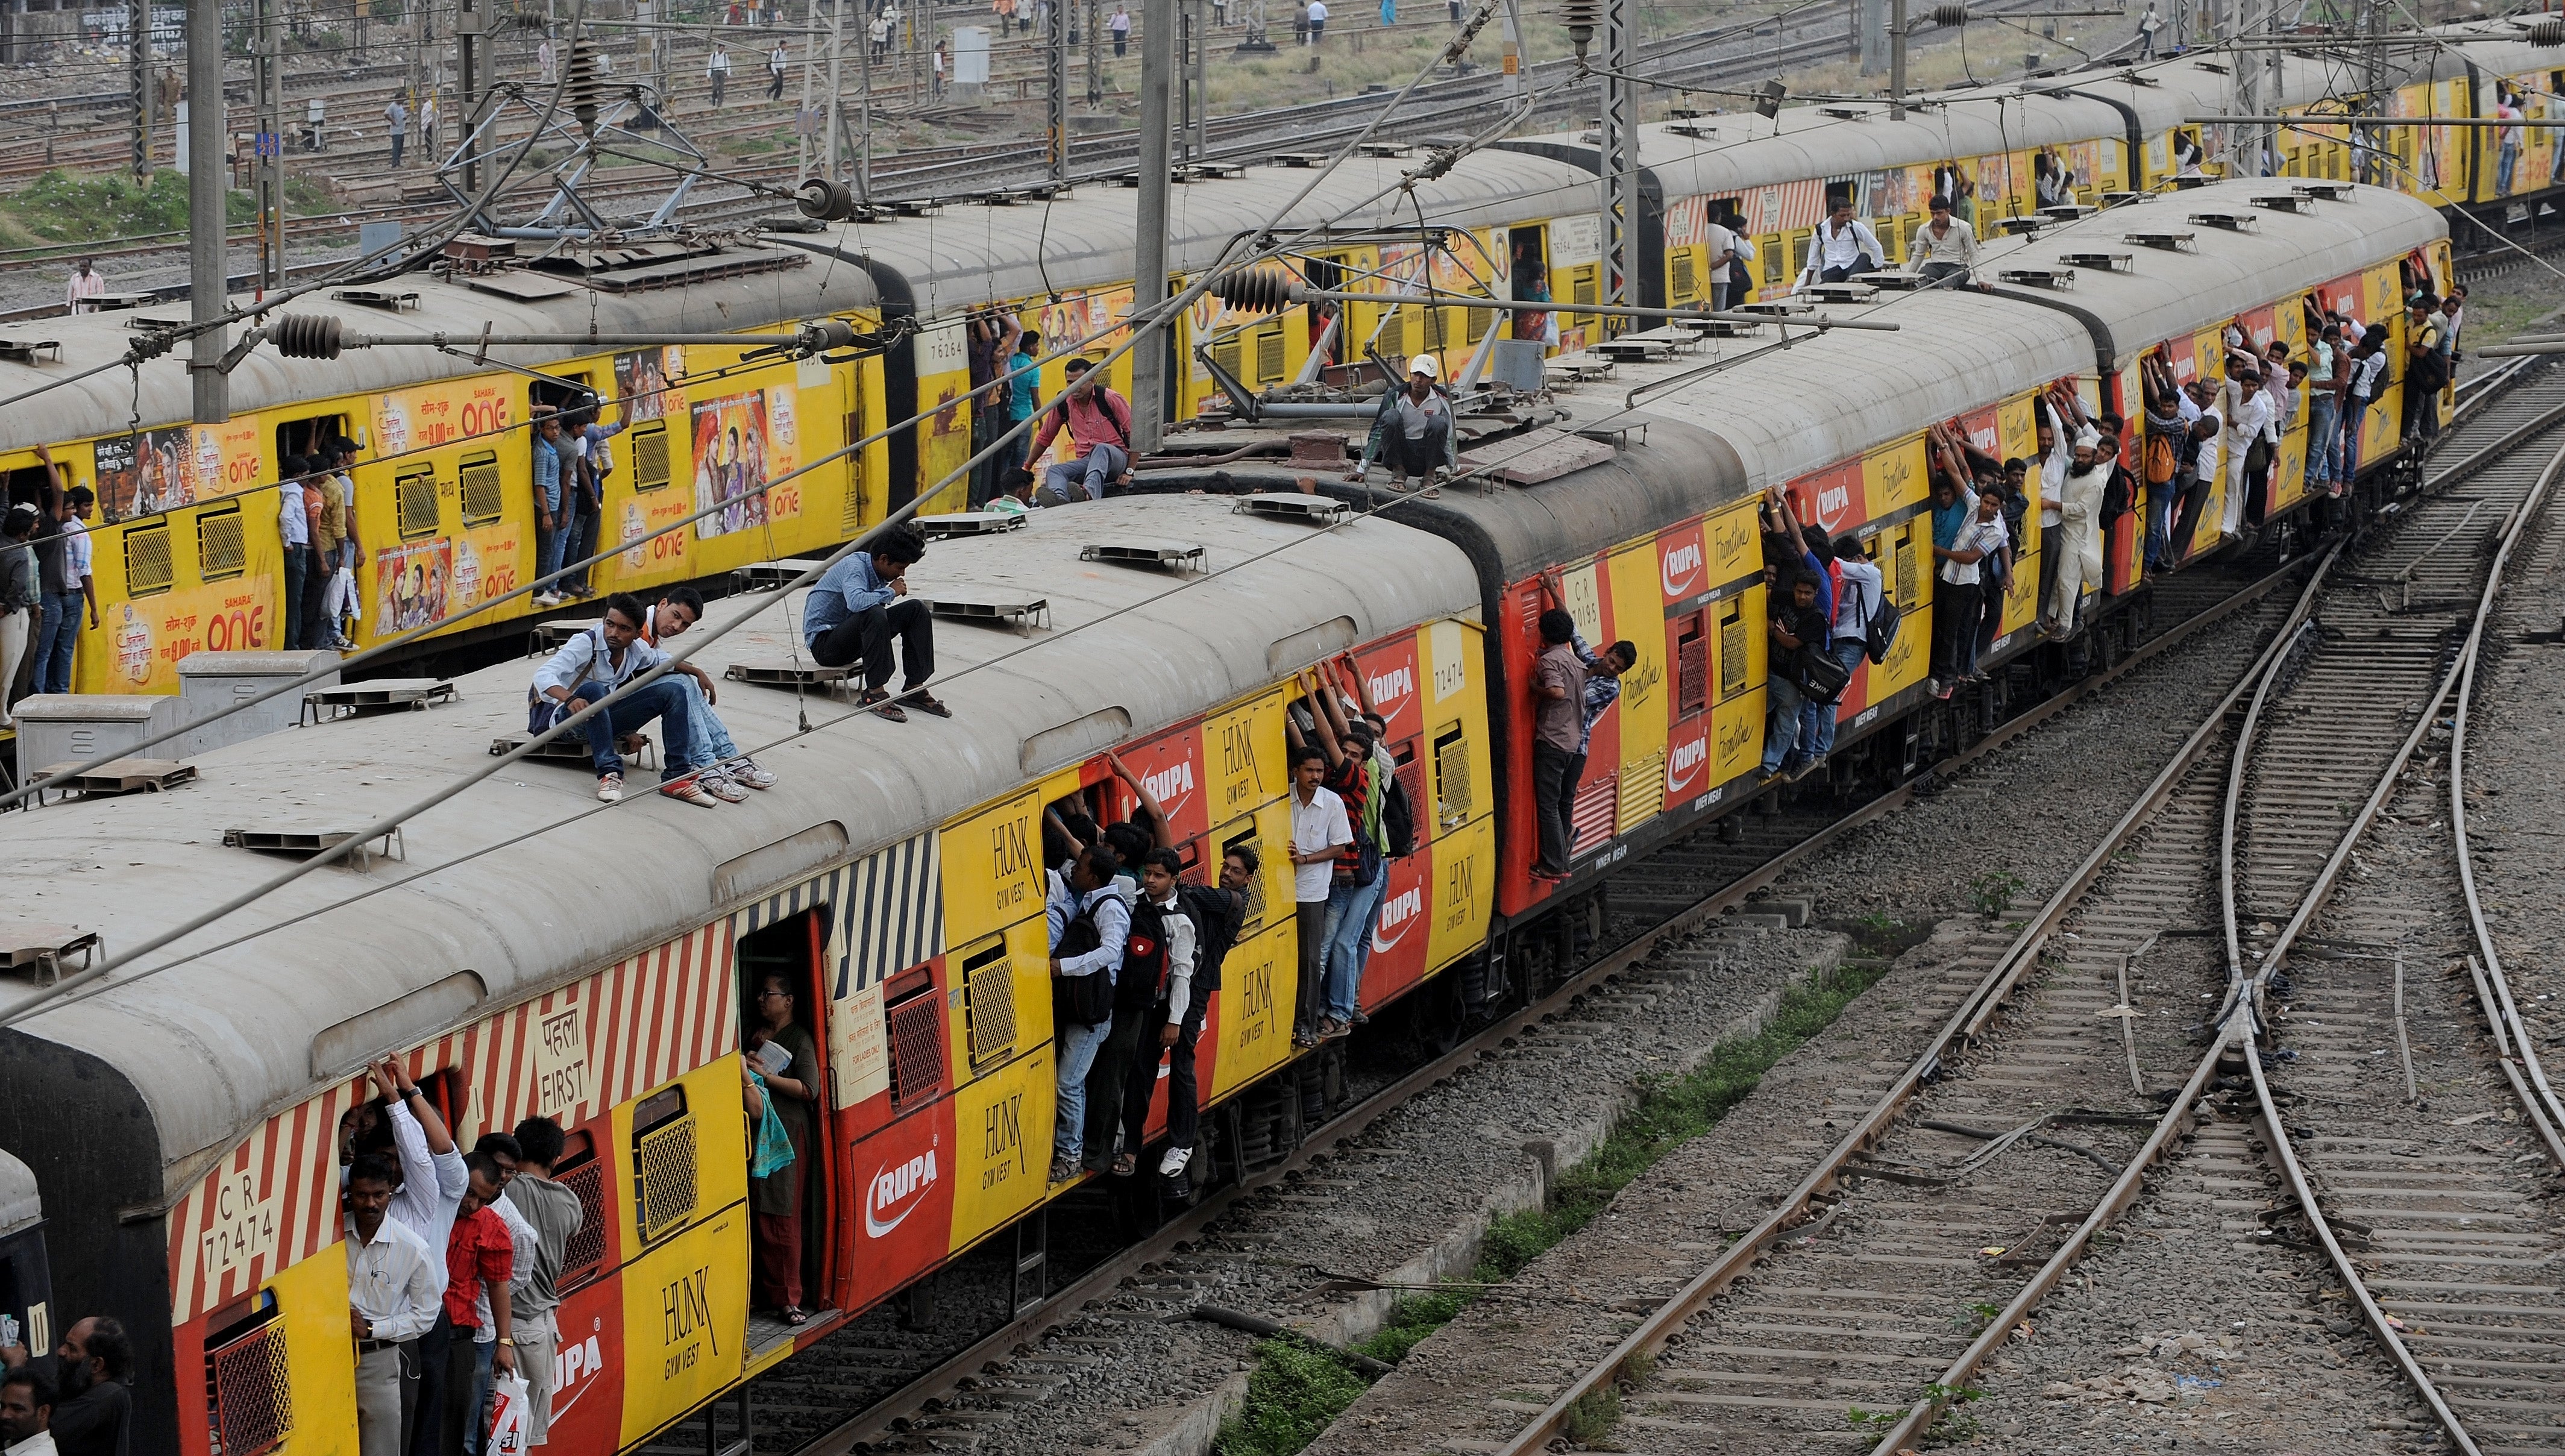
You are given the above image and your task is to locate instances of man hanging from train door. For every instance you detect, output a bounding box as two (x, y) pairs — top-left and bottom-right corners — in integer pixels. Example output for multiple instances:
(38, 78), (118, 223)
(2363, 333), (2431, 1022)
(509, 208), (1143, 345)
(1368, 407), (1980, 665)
(1528, 609), (1586, 877)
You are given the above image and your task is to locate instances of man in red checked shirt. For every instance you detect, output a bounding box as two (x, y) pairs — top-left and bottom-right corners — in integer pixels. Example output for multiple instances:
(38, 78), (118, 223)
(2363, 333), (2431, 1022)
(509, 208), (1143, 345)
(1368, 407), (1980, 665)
(441, 1153), (517, 1455)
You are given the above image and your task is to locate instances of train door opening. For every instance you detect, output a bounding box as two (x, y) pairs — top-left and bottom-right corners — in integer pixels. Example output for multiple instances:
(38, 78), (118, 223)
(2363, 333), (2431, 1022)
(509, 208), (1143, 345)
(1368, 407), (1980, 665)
(1510, 226), (1551, 345)
(738, 911), (838, 1338)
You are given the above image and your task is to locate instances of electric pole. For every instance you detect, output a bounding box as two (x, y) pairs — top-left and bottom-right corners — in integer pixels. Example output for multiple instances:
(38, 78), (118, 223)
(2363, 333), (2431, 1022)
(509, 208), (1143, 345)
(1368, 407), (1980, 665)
(257, 0), (283, 294)
(458, 0), (482, 194)
(1888, 0), (1905, 118)
(129, 0), (152, 177)
(796, 0), (819, 178)
(1132, 0), (1172, 452)
(1602, 0), (1635, 319)
(1046, 0), (1068, 178)
(1859, 0), (1884, 74)
(188, 0), (227, 424)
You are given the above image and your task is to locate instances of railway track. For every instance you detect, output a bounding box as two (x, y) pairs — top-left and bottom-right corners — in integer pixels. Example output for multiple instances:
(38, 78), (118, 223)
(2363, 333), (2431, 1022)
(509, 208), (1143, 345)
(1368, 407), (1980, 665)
(1360, 361), (2565, 1456)
(624, 441), (2458, 1452)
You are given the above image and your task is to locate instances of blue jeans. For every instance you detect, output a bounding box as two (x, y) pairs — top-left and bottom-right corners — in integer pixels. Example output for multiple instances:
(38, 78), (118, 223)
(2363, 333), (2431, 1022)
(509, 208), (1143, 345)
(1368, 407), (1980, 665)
(1038, 443), (1129, 503)
(1053, 1012), (1113, 1161)
(537, 498), (569, 591)
(35, 589), (81, 694)
(1762, 671), (1804, 772)
(2499, 142), (2519, 196)
(673, 676), (739, 771)
(1806, 639), (1863, 758)
(280, 543), (307, 651)
(2305, 392), (2340, 486)
(1320, 871), (1386, 1022)
(462, 1339), (495, 1455)
(567, 677), (694, 782)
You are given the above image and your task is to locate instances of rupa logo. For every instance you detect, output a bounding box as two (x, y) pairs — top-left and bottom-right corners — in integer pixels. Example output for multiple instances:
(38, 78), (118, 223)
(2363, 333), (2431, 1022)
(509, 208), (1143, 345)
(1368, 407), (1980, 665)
(1370, 885), (1424, 954)
(1816, 480), (1850, 519)
(1666, 736), (1709, 792)
(865, 1149), (939, 1238)
(1143, 759), (1196, 819)
(1367, 665), (1416, 727)
(1660, 541), (1703, 598)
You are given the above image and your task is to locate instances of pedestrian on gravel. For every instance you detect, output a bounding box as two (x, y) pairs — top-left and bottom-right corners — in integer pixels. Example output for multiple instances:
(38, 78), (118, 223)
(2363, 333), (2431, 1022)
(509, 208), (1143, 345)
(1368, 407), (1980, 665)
(1110, 2), (1130, 54)
(708, 43), (732, 107)
(1305, 0), (1326, 43)
(63, 258), (104, 314)
(419, 93), (439, 155)
(383, 95), (409, 166)
(767, 39), (789, 99)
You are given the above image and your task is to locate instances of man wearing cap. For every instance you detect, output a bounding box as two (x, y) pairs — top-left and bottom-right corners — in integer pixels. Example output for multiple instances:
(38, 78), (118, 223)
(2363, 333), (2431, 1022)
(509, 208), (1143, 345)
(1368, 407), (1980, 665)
(1357, 355), (1454, 492)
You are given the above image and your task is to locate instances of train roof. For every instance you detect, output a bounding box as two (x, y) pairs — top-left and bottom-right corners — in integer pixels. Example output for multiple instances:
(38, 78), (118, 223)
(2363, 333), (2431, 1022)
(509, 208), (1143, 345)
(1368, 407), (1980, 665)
(0, 493), (1480, 1201)
(770, 148), (1604, 314)
(0, 235), (881, 458)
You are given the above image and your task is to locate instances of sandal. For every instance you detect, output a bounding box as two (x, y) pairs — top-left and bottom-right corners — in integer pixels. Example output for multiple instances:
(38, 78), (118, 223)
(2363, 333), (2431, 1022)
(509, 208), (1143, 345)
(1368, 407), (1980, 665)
(784, 1305), (809, 1326)
(858, 688), (908, 723)
(903, 689), (954, 719)
(1111, 1152), (1138, 1177)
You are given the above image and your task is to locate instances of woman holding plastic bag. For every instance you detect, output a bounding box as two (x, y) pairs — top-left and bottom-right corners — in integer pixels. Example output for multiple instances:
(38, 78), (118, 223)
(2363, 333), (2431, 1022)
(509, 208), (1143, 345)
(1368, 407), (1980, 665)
(744, 973), (818, 1324)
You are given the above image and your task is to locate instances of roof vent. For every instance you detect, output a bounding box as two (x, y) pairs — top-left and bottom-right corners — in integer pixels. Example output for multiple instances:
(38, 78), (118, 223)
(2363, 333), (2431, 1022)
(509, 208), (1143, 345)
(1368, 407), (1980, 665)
(1081, 537), (1210, 571)
(926, 589), (1051, 629)
(1668, 123), (1718, 140)
(331, 287), (421, 312)
(301, 678), (459, 726)
(2295, 182), (2353, 201)
(1806, 280), (1879, 303)
(2190, 211), (2255, 231)
(892, 198), (944, 217)
(1819, 105), (1868, 120)
(2252, 193), (2309, 214)
(1271, 150), (1328, 167)
(2123, 230), (2197, 251)
(442, 233), (516, 263)
(0, 923), (99, 987)
(2192, 59), (2229, 74)
(224, 824), (406, 868)
(2059, 251), (2133, 272)
(37, 759), (197, 800)
(2171, 175), (2214, 190)
(723, 662), (854, 691)
(732, 556), (832, 592)
(1995, 215), (2050, 236)
(2039, 202), (2096, 222)
(0, 339), (60, 364)
(1235, 493), (1354, 526)
(917, 511), (1029, 539)
(1996, 267), (2076, 289)
(1867, 271), (1926, 290)
(1356, 140), (1414, 158)
(2101, 189), (2147, 206)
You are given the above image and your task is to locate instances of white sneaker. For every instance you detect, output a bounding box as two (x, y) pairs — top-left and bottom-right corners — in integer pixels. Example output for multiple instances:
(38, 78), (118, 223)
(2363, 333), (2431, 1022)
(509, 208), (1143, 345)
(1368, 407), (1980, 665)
(596, 772), (624, 803)
(698, 768), (749, 803)
(723, 757), (778, 789)
(660, 776), (721, 808)
(1158, 1144), (1193, 1176)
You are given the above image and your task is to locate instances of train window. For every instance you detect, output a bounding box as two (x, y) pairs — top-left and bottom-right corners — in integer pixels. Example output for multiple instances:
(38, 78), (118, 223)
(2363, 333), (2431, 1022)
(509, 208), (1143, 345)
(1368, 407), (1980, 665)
(884, 973), (946, 1116)
(1377, 309), (1409, 359)
(529, 376), (595, 415)
(393, 466), (439, 541)
(1422, 309), (1451, 353)
(122, 519), (173, 597)
(1430, 721), (1471, 830)
(631, 1085), (699, 1246)
(195, 503), (246, 583)
(457, 451), (503, 526)
(204, 1289), (292, 1456)
(1212, 336), (1246, 384)
(1761, 235), (1788, 287)
(1392, 741), (1426, 847)
(1568, 267), (1599, 308)
(958, 940), (1017, 1075)
(1465, 304), (1493, 344)
(271, 413), (347, 471)
(1675, 615), (1708, 719)
(554, 1130), (609, 1287)
(1895, 532), (1918, 611)
(1220, 822), (1266, 931)
(1254, 328), (1286, 381)
(630, 423), (671, 492)
(1718, 600), (1748, 698)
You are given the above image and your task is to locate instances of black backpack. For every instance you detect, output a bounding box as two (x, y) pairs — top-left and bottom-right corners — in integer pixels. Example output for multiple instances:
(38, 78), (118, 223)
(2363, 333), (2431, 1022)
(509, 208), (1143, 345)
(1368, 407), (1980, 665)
(1862, 590), (1901, 665)
(1051, 890), (1119, 1028)
(1380, 770), (1416, 858)
(1175, 883), (1240, 994)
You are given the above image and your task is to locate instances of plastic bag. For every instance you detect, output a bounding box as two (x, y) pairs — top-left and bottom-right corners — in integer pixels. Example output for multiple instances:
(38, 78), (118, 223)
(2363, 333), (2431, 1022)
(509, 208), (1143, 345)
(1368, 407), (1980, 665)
(747, 1072), (796, 1179)
(486, 1372), (533, 1454)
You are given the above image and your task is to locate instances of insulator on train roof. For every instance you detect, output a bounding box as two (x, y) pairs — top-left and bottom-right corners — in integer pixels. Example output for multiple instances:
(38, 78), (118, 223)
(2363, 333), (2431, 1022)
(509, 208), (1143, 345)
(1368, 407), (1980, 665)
(566, 40), (601, 134)
(798, 318), (859, 355)
(796, 177), (858, 222)
(1557, 0), (1600, 58)
(1210, 268), (1299, 313)
(2531, 17), (2564, 45)
(271, 313), (345, 361)
(1931, 4), (1968, 25)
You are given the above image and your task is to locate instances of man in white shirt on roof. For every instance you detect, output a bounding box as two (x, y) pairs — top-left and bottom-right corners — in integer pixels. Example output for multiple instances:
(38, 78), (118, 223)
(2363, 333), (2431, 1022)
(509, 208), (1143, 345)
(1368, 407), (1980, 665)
(345, 1154), (442, 1456)
(529, 591), (720, 806)
(1797, 199), (1884, 290)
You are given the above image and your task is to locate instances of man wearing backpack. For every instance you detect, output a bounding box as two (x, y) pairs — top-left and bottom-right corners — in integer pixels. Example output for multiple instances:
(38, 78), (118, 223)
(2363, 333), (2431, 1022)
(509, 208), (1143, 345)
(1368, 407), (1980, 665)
(1808, 527), (1882, 774)
(1100, 848), (1199, 1179)
(1047, 844), (1129, 1185)
(1025, 358), (1134, 504)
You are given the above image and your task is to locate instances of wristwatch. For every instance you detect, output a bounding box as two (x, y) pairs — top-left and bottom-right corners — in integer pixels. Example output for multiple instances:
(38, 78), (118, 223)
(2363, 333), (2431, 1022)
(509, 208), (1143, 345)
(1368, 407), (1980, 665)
(497, 1338), (515, 1347)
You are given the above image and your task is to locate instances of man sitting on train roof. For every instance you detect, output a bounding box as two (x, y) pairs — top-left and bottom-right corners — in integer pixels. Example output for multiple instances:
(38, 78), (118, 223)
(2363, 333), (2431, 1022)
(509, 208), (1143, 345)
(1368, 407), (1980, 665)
(1355, 355), (1455, 494)
(1797, 199), (1886, 292)
(0, 1318), (130, 1456)
(529, 591), (725, 806)
(635, 586), (782, 802)
(1908, 195), (1980, 291)
(803, 524), (949, 722)
(1025, 358), (1135, 506)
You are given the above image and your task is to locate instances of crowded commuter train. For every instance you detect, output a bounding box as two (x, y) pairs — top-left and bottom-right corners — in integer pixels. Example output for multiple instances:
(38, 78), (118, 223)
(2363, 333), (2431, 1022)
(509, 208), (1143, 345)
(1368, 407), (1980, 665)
(0, 21), (2533, 711)
(0, 174), (2451, 1454)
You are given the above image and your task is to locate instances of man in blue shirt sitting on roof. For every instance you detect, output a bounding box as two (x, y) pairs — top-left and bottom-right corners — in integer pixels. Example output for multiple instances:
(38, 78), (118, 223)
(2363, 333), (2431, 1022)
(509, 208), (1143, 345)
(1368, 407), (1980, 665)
(529, 591), (718, 806)
(803, 523), (952, 723)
